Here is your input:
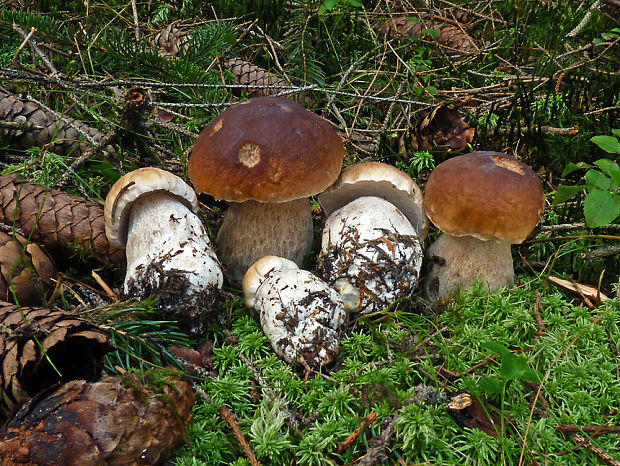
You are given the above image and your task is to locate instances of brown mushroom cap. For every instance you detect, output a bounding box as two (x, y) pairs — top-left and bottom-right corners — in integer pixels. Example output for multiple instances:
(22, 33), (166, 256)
(188, 97), (344, 202)
(424, 152), (544, 243)
(317, 161), (429, 239)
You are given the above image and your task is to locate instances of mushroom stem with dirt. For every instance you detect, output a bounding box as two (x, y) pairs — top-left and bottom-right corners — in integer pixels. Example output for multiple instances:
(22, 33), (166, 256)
(104, 167), (223, 334)
(243, 256), (346, 368)
(422, 151), (545, 302)
(188, 96), (344, 282)
(316, 162), (426, 314)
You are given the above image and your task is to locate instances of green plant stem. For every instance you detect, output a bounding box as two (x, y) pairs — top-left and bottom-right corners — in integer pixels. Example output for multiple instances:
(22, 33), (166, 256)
(523, 234), (620, 245)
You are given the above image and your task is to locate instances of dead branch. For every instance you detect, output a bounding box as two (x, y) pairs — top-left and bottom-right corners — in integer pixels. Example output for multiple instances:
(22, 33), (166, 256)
(219, 405), (260, 466)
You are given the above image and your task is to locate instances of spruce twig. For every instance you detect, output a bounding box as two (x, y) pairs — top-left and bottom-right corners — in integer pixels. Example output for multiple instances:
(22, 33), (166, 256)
(12, 24), (59, 75)
(219, 405), (260, 466)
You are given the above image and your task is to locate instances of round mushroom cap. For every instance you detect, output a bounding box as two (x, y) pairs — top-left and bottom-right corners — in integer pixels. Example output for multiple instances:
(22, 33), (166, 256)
(104, 167), (198, 248)
(318, 161), (429, 238)
(242, 255), (299, 308)
(188, 97), (344, 202)
(424, 152), (544, 243)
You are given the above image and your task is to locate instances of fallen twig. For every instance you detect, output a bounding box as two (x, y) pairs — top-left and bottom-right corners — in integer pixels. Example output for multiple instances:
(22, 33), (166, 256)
(557, 424), (620, 435)
(219, 405), (260, 466)
(337, 411), (378, 454)
(12, 24), (59, 75)
(571, 433), (620, 466)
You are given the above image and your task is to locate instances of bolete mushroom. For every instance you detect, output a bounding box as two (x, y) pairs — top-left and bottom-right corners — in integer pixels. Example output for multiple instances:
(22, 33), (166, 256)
(243, 256), (346, 368)
(104, 167), (223, 334)
(316, 162), (426, 314)
(188, 96), (344, 282)
(423, 151), (545, 302)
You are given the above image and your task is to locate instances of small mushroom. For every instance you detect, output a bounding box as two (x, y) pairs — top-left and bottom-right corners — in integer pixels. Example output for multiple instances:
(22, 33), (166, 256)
(243, 256), (346, 368)
(104, 167), (223, 334)
(316, 162), (426, 314)
(423, 151), (545, 302)
(188, 97), (344, 282)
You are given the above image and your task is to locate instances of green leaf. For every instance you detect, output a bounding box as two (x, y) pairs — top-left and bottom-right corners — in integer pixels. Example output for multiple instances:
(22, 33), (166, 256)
(347, 0), (362, 6)
(553, 185), (587, 205)
(611, 129), (620, 138)
(594, 159), (620, 186)
(425, 85), (438, 95)
(585, 170), (613, 190)
(561, 161), (590, 177)
(423, 28), (440, 37)
(500, 353), (540, 383)
(584, 189), (620, 228)
(478, 377), (503, 394)
(591, 135), (620, 154)
(481, 341), (512, 359)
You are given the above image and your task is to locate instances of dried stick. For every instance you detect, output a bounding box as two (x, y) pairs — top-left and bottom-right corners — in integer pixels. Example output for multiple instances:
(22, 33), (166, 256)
(566, 1), (602, 39)
(130, 0), (140, 42)
(583, 244), (620, 261)
(12, 24), (59, 75)
(557, 424), (620, 435)
(337, 411), (378, 454)
(11, 26), (36, 67)
(572, 433), (620, 466)
(219, 405), (260, 466)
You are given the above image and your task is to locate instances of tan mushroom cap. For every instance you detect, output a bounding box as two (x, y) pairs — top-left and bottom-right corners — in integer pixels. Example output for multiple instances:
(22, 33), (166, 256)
(188, 97), (344, 202)
(424, 152), (544, 243)
(104, 167), (198, 248)
(318, 161), (429, 238)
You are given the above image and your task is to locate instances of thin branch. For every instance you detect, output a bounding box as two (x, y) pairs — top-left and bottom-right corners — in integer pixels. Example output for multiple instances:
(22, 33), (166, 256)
(219, 405), (260, 466)
(12, 24), (59, 75)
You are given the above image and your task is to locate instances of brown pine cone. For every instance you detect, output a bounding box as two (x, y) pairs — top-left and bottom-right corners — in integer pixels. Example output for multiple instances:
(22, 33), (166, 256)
(0, 89), (109, 156)
(0, 301), (111, 414)
(379, 17), (477, 54)
(223, 58), (319, 108)
(0, 174), (125, 266)
(0, 374), (194, 465)
(0, 231), (57, 306)
(153, 23), (188, 56)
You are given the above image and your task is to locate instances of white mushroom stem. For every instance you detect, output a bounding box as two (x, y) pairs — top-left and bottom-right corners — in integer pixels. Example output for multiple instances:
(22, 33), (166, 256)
(423, 234), (514, 302)
(217, 198), (313, 282)
(125, 192), (223, 300)
(316, 196), (423, 314)
(243, 256), (345, 368)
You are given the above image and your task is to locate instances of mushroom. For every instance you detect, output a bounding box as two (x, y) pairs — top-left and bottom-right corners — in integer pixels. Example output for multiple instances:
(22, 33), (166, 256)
(243, 256), (346, 368)
(316, 162), (426, 314)
(104, 167), (223, 334)
(188, 96), (344, 282)
(422, 151), (545, 302)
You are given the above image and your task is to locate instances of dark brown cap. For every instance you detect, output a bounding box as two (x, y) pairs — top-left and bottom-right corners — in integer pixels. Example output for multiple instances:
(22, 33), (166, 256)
(424, 152), (544, 243)
(188, 97), (344, 202)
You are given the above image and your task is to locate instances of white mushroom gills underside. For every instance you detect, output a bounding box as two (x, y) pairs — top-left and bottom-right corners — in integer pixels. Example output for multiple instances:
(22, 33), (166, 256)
(124, 192), (223, 296)
(317, 196), (423, 314)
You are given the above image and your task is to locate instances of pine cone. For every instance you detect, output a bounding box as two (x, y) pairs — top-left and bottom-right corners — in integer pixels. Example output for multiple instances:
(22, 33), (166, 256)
(379, 17), (477, 54)
(0, 374), (194, 465)
(0, 174), (125, 266)
(0, 302), (111, 414)
(153, 23), (188, 56)
(223, 58), (319, 108)
(0, 89), (109, 156)
(0, 231), (57, 306)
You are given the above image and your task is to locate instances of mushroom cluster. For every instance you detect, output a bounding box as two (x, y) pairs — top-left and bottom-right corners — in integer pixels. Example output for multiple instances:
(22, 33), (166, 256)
(423, 151), (544, 302)
(104, 167), (223, 334)
(316, 162), (426, 314)
(188, 97), (344, 282)
(243, 256), (346, 368)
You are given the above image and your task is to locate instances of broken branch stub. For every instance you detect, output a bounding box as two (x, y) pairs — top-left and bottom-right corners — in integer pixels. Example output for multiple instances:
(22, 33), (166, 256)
(0, 174), (124, 266)
(0, 301), (111, 415)
(0, 374), (194, 465)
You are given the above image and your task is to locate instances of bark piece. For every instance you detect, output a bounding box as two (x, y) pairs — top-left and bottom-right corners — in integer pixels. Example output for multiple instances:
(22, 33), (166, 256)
(0, 89), (108, 156)
(0, 374), (194, 465)
(0, 230), (57, 306)
(0, 301), (111, 415)
(0, 174), (125, 266)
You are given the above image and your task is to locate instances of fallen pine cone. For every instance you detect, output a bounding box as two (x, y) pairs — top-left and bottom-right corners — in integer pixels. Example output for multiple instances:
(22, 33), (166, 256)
(0, 174), (125, 266)
(0, 230), (57, 306)
(379, 16), (477, 54)
(0, 301), (111, 415)
(0, 89), (109, 156)
(0, 373), (194, 465)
